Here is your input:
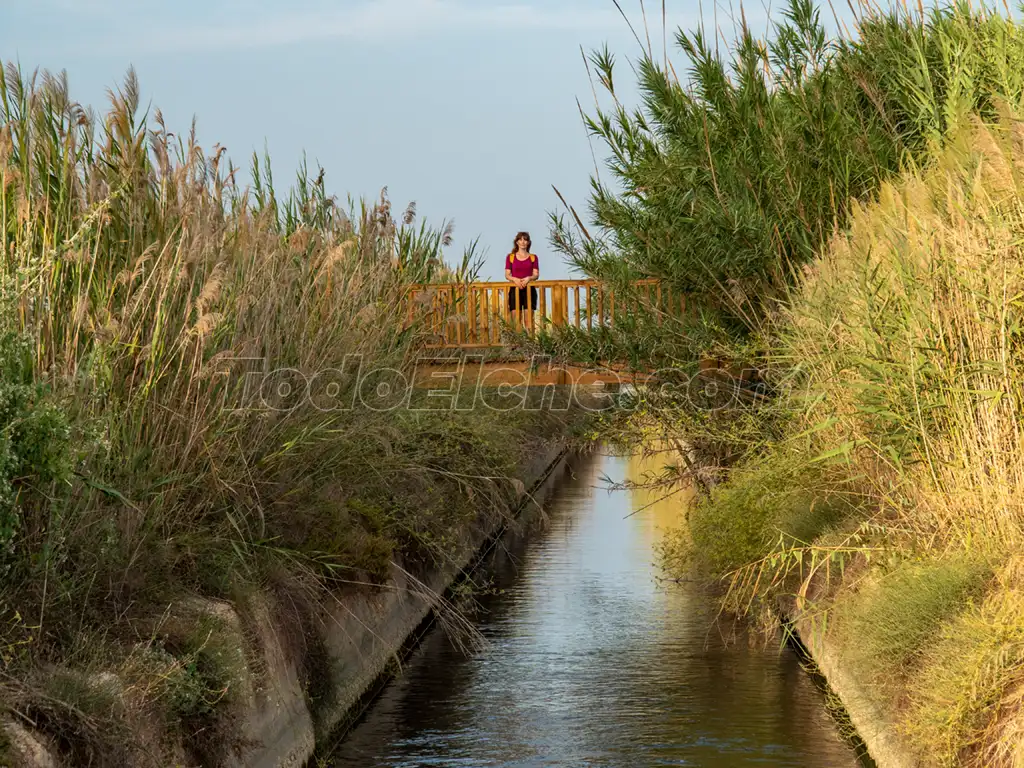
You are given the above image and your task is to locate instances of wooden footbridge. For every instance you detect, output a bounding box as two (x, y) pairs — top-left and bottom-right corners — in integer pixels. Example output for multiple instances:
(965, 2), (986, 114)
(406, 279), (686, 347)
(406, 279), (687, 388)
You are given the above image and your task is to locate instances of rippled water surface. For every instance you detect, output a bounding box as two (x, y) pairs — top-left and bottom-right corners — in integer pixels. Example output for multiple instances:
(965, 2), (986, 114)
(325, 451), (872, 767)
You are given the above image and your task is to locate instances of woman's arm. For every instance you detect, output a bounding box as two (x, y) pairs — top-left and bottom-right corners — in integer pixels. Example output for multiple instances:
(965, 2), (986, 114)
(527, 256), (539, 283)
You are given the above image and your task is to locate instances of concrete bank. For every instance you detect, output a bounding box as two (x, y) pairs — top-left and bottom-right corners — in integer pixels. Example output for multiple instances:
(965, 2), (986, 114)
(241, 440), (573, 768)
(781, 599), (919, 768)
(3, 441), (573, 768)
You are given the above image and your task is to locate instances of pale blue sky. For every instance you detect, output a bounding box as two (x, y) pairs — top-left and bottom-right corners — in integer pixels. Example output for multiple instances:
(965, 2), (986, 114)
(2, 0), (842, 281)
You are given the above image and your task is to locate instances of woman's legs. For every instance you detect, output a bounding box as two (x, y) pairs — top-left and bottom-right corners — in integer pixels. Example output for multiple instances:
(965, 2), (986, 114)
(526, 287), (538, 330)
(506, 286), (539, 329)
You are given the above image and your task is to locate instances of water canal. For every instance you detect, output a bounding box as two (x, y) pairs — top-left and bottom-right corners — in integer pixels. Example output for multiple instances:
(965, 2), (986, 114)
(324, 449), (873, 767)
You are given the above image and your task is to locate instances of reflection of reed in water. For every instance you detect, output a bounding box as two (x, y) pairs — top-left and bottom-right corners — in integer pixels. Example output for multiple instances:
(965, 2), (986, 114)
(625, 444), (695, 547)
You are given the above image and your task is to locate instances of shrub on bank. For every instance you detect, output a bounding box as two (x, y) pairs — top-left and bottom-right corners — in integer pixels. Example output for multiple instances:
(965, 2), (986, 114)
(683, 453), (858, 577)
(0, 328), (75, 564)
(836, 556), (993, 690)
(903, 572), (1024, 767)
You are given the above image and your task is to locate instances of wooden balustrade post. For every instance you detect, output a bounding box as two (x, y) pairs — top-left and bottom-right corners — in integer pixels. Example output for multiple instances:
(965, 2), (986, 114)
(539, 285), (547, 333)
(492, 287), (500, 342)
(511, 285), (519, 332)
(552, 285), (565, 327)
(469, 287), (476, 344)
(481, 286), (490, 344)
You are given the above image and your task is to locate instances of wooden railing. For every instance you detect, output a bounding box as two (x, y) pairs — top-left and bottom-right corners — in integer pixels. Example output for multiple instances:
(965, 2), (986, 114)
(406, 279), (686, 348)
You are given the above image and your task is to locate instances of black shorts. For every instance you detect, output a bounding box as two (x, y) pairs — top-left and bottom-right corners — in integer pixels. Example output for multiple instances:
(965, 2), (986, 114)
(507, 286), (538, 311)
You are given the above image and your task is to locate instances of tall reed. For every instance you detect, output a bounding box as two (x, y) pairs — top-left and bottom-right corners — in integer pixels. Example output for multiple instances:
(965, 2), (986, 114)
(552, 0), (1024, 354)
(0, 62), (549, 762)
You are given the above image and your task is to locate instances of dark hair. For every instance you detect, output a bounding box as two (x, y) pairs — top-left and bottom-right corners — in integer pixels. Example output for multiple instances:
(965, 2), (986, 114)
(512, 231), (531, 254)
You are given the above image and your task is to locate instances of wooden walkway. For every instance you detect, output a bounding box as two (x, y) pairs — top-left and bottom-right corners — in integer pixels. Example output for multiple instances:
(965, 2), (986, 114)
(406, 279), (686, 349)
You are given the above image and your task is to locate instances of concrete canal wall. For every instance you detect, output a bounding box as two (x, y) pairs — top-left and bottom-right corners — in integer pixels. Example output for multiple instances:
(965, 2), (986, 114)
(782, 599), (919, 768)
(2, 442), (573, 768)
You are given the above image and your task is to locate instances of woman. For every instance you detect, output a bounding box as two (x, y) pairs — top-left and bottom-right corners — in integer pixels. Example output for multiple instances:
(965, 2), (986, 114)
(505, 231), (539, 324)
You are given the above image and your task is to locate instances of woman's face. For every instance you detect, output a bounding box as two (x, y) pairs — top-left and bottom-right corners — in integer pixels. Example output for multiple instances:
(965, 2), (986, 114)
(517, 236), (529, 251)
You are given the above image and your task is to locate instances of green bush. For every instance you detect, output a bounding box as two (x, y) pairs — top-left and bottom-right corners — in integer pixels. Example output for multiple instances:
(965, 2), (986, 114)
(685, 453), (855, 577)
(902, 583), (1024, 766)
(0, 328), (73, 558)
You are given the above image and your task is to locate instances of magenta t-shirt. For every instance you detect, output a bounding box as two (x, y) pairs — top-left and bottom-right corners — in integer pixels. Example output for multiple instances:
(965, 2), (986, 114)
(507, 253), (538, 279)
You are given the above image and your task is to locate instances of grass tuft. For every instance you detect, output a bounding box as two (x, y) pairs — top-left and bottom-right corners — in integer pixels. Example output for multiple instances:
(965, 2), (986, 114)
(836, 555), (993, 685)
(902, 572), (1024, 767)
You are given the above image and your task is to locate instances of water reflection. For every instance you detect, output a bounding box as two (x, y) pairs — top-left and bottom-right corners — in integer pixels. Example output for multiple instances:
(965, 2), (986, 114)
(325, 450), (871, 767)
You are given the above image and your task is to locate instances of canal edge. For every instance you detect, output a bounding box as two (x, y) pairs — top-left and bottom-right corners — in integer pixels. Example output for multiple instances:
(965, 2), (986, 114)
(778, 600), (919, 768)
(308, 441), (575, 764)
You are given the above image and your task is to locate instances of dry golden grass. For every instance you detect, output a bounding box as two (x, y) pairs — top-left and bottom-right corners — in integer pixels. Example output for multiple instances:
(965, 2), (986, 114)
(788, 109), (1024, 549)
(664, 108), (1024, 765)
(776, 110), (1024, 763)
